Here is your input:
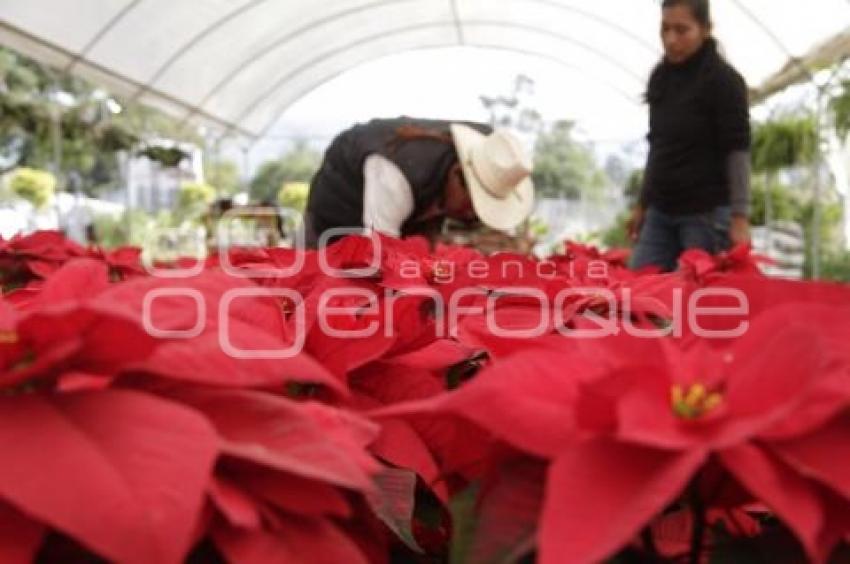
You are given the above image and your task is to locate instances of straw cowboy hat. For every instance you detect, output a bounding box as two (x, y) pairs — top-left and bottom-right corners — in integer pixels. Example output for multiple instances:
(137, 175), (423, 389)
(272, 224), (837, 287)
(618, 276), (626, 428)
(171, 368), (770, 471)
(450, 124), (535, 231)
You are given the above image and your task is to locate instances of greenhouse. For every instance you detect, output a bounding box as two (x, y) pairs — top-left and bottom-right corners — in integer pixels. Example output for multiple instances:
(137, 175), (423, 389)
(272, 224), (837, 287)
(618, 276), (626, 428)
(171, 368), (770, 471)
(1, 1), (850, 563)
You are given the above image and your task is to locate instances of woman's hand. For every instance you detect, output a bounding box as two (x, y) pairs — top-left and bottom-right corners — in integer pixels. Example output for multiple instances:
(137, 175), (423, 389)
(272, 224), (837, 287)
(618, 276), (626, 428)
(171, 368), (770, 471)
(627, 206), (646, 242)
(729, 214), (750, 246)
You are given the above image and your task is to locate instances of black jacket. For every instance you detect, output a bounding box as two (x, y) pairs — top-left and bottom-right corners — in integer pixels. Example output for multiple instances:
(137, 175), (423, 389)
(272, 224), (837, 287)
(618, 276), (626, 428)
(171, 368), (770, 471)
(641, 39), (751, 214)
(306, 117), (490, 238)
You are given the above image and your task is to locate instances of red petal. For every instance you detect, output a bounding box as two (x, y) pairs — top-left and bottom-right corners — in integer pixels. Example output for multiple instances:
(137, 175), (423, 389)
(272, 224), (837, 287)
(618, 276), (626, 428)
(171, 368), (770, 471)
(209, 477), (262, 530)
(539, 439), (705, 564)
(95, 270), (274, 339)
(133, 327), (346, 396)
(173, 389), (377, 491)
(365, 363), (494, 482)
(709, 307), (850, 446)
(722, 323), (824, 423)
(445, 353), (582, 458)
(0, 336), (81, 390)
(304, 301), (397, 380)
(56, 371), (114, 392)
(761, 371), (850, 440)
(351, 361), (445, 406)
(224, 462), (351, 518)
(369, 418), (448, 501)
(0, 501), (44, 564)
(649, 509), (693, 558)
(28, 258), (109, 306)
(0, 390), (218, 564)
(771, 413), (850, 502)
(15, 303), (158, 379)
(817, 489), (850, 562)
(706, 275), (850, 318)
(213, 513), (369, 564)
(456, 305), (557, 360)
(373, 351), (582, 459)
(720, 443), (823, 562)
(384, 338), (475, 372)
(25, 259), (61, 280)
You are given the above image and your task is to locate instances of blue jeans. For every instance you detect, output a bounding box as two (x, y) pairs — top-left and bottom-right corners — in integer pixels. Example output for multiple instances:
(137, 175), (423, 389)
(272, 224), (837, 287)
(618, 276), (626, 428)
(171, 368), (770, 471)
(631, 206), (732, 272)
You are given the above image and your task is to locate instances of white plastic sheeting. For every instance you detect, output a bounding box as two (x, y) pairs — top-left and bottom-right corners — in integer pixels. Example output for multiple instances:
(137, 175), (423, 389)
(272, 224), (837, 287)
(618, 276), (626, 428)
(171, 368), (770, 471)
(1, 0), (848, 139)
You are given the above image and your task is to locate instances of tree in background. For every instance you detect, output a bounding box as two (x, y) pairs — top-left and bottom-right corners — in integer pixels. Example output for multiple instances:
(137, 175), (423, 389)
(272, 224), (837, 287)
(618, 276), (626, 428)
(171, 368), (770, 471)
(178, 181), (216, 217)
(532, 120), (607, 200)
(277, 182), (309, 212)
(623, 169), (644, 206)
(749, 175), (800, 226)
(478, 76), (610, 201)
(749, 114), (844, 278)
(479, 74), (543, 136)
(9, 167), (55, 208)
(751, 116), (818, 175)
(249, 140), (321, 203)
(600, 169), (645, 249)
(603, 154), (630, 189)
(0, 46), (201, 195)
(829, 79), (850, 140)
(203, 159), (241, 196)
(0, 45), (135, 188)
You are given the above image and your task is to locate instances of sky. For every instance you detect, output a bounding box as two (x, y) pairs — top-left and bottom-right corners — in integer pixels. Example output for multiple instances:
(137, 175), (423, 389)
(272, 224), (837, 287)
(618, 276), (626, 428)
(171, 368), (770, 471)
(230, 46), (653, 175)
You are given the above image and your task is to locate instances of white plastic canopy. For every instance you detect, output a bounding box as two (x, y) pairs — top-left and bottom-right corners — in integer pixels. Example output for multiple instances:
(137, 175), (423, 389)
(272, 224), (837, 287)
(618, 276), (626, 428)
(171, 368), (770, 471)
(1, 0), (848, 140)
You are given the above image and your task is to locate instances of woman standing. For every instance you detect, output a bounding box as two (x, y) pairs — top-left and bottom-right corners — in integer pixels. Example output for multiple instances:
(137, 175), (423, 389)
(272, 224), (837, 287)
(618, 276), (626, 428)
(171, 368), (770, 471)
(629, 0), (752, 271)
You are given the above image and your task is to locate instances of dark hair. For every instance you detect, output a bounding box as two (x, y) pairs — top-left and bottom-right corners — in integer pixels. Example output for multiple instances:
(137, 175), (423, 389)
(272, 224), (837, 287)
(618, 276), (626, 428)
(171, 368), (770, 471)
(662, 0), (711, 28)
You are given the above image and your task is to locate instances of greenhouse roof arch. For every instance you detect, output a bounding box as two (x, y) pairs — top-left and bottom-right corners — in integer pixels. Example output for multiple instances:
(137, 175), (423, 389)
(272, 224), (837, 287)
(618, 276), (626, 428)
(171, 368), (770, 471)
(1, 0), (848, 139)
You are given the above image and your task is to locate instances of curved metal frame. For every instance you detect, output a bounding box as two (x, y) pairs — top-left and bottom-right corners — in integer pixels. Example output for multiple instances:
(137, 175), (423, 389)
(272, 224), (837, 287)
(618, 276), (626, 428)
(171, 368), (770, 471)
(177, 0), (421, 125)
(0, 19), (254, 136)
(449, 0), (465, 44)
(251, 41), (643, 142)
(37, 0), (833, 140)
(532, 0), (658, 55)
(132, 0), (274, 101)
(176, 0), (658, 125)
(728, 0), (815, 83)
(226, 19), (648, 133)
(65, 0), (146, 72)
(728, 0), (798, 60)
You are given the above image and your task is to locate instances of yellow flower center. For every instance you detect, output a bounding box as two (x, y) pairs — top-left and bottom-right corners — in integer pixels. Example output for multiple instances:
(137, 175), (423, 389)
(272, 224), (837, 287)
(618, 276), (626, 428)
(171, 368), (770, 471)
(671, 383), (723, 419)
(0, 330), (18, 344)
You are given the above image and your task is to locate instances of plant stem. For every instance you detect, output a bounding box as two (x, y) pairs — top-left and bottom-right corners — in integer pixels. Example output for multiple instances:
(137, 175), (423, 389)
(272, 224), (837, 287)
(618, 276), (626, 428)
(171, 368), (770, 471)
(641, 525), (659, 560)
(689, 483), (706, 564)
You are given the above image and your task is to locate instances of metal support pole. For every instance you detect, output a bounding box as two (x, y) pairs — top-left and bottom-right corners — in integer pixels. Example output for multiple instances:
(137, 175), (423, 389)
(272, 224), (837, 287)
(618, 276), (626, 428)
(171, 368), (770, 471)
(241, 141), (251, 194)
(809, 62), (847, 278)
(50, 105), (62, 180)
(812, 91), (824, 279)
(765, 172), (773, 254)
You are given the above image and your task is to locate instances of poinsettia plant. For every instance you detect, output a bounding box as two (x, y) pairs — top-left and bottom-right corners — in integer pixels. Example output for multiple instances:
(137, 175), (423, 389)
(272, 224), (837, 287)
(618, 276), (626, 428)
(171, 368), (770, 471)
(0, 230), (848, 563)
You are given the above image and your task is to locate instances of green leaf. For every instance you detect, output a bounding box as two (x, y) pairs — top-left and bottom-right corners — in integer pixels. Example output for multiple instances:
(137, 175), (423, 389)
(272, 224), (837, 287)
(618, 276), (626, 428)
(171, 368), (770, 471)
(449, 483), (480, 564)
(466, 458), (544, 564)
(366, 466), (424, 554)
